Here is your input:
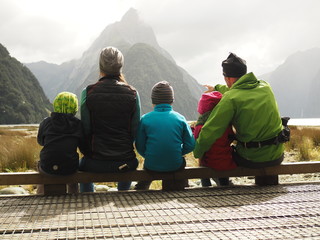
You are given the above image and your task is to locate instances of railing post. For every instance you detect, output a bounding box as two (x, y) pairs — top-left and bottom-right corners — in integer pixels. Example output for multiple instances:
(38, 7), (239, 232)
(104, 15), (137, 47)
(255, 175), (279, 186)
(162, 179), (187, 190)
(43, 184), (67, 195)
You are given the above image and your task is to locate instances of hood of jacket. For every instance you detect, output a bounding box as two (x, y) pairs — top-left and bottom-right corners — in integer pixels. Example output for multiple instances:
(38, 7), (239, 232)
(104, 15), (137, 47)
(231, 72), (259, 90)
(50, 112), (80, 134)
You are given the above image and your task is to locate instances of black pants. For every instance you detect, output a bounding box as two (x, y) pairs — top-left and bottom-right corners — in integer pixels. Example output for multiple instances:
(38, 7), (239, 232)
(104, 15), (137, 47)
(201, 177), (230, 187)
(37, 162), (78, 194)
(233, 151), (284, 169)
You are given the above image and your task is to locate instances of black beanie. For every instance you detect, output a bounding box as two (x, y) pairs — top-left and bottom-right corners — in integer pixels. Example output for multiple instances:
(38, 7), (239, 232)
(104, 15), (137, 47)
(222, 53), (247, 78)
(151, 81), (174, 105)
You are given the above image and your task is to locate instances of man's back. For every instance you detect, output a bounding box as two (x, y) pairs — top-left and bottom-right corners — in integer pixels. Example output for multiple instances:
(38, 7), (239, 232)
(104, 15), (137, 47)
(194, 74), (284, 164)
(221, 73), (284, 163)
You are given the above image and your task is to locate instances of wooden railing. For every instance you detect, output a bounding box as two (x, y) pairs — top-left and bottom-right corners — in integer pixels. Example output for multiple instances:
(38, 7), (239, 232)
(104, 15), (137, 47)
(1, 161), (320, 195)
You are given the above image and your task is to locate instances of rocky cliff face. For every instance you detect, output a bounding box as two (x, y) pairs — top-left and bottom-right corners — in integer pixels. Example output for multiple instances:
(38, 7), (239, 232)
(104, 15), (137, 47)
(123, 43), (200, 117)
(0, 44), (52, 124)
(261, 48), (320, 118)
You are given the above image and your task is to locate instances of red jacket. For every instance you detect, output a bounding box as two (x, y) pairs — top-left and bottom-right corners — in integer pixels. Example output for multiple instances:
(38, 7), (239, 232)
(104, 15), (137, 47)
(194, 91), (237, 171)
(194, 124), (236, 170)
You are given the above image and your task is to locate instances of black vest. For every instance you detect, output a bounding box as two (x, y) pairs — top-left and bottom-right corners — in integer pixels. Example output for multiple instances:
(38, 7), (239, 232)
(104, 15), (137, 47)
(86, 77), (137, 161)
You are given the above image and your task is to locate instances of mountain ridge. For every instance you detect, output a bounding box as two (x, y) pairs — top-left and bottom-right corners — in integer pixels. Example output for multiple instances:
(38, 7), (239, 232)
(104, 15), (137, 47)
(24, 9), (320, 119)
(26, 8), (203, 120)
(0, 44), (52, 124)
(262, 47), (320, 118)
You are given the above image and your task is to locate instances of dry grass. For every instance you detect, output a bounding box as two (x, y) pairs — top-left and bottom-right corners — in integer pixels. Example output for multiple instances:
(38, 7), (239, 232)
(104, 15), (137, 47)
(0, 125), (319, 174)
(284, 126), (320, 161)
(0, 124), (319, 192)
(0, 127), (40, 172)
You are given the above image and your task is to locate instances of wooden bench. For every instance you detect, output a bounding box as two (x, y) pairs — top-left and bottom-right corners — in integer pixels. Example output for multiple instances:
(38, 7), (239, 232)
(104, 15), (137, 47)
(0, 161), (320, 195)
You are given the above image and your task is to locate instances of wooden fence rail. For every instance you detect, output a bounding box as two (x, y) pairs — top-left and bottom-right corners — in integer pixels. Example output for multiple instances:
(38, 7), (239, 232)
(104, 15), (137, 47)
(1, 161), (320, 195)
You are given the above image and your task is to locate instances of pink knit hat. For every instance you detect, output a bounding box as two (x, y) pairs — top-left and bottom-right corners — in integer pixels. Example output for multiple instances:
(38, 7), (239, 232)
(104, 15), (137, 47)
(197, 91), (223, 114)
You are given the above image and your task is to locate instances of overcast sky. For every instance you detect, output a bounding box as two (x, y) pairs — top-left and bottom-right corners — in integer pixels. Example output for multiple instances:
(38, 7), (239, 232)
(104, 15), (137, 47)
(1, 0), (320, 86)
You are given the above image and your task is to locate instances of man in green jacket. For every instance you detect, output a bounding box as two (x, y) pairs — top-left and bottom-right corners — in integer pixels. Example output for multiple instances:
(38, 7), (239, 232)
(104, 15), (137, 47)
(193, 53), (286, 183)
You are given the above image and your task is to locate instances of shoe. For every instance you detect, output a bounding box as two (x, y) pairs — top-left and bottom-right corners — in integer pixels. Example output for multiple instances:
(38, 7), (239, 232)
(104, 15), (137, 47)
(213, 178), (233, 187)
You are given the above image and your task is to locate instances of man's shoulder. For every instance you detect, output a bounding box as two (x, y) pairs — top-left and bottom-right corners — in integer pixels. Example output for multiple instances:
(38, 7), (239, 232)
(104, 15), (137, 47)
(258, 79), (271, 86)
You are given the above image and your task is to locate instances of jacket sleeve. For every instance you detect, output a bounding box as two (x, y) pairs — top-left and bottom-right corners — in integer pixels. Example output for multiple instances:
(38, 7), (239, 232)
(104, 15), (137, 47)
(214, 84), (230, 94)
(80, 88), (91, 136)
(182, 120), (196, 155)
(135, 119), (147, 158)
(77, 122), (91, 155)
(37, 120), (45, 146)
(131, 91), (141, 141)
(193, 125), (202, 139)
(193, 96), (234, 158)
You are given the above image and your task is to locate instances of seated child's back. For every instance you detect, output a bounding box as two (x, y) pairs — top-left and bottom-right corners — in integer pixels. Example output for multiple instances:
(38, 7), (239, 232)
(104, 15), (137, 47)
(37, 91), (84, 175)
(135, 81), (195, 172)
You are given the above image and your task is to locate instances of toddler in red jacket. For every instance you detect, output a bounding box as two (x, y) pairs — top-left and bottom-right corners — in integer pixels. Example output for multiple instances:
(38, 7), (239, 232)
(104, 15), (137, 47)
(194, 91), (236, 186)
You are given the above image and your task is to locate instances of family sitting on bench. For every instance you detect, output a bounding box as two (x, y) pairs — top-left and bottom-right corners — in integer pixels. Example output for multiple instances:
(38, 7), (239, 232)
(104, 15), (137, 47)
(37, 47), (289, 193)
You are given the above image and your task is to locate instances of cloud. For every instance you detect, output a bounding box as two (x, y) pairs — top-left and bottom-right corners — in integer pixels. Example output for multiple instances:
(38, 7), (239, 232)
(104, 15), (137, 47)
(138, 0), (320, 83)
(0, 0), (131, 63)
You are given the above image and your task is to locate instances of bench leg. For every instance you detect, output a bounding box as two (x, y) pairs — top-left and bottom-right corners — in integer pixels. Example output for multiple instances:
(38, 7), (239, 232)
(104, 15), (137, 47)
(67, 183), (79, 194)
(255, 175), (279, 186)
(43, 184), (67, 195)
(162, 179), (188, 190)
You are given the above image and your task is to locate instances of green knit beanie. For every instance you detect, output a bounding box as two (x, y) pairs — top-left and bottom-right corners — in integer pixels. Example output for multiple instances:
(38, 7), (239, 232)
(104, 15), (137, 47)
(53, 92), (78, 115)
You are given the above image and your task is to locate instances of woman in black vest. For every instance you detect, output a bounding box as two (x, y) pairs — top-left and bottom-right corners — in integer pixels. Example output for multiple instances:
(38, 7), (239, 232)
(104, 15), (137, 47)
(80, 46), (140, 191)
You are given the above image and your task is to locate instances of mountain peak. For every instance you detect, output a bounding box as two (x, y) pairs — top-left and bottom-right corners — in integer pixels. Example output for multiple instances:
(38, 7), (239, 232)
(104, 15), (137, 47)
(121, 8), (140, 24)
(0, 43), (9, 58)
(25, 9), (203, 120)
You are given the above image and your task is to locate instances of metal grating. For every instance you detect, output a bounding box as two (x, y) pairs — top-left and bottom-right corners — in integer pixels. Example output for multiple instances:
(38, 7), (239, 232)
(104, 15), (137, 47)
(0, 183), (319, 239)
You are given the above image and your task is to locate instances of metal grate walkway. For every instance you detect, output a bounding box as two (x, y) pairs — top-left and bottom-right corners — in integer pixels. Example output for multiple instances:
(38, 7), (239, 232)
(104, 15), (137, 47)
(0, 182), (319, 239)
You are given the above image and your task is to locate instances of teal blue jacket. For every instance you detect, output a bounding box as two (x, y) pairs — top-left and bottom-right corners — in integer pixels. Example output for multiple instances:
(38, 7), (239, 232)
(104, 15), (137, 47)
(136, 104), (195, 172)
(193, 72), (284, 163)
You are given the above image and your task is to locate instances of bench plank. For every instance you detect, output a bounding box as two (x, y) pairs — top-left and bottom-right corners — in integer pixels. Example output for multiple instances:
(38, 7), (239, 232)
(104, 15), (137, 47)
(175, 161), (320, 179)
(0, 161), (319, 186)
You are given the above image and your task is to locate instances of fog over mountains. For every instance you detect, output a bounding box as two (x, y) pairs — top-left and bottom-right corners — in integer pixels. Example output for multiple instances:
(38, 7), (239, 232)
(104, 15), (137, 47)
(26, 8), (203, 120)
(22, 8), (320, 120)
(260, 48), (320, 118)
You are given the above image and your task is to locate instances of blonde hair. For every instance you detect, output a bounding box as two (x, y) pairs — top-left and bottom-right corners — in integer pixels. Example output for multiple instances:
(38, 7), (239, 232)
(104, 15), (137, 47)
(99, 46), (124, 76)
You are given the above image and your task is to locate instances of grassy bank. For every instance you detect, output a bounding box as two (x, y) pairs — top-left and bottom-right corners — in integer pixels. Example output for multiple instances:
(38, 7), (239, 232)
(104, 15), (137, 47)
(0, 126), (40, 172)
(0, 125), (320, 191)
(0, 125), (320, 173)
(285, 126), (320, 160)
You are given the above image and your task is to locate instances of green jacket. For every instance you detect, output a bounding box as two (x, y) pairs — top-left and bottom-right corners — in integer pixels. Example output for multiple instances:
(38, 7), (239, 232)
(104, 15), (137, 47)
(193, 72), (284, 163)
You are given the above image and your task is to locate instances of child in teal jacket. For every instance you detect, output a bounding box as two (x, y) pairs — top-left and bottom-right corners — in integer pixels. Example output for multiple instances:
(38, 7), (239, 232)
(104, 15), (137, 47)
(135, 81), (195, 190)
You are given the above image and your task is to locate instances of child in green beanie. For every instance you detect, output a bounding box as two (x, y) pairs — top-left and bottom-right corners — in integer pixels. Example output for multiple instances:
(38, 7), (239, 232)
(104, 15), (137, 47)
(37, 92), (85, 193)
